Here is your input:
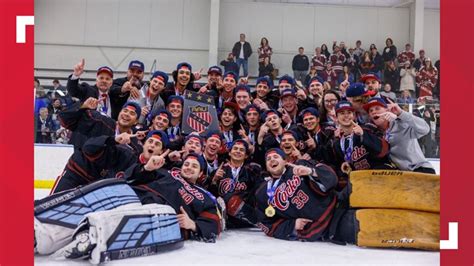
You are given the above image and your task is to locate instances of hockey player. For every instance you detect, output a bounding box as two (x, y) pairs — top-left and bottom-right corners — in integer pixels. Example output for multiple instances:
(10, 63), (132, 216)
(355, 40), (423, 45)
(254, 148), (439, 251)
(50, 130), (169, 194)
(329, 101), (395, 183)
(127, 153), (223, 242)
(58, 97), (143, 152)
(210, 139), (263, 227)
(255, 148), (338, 241)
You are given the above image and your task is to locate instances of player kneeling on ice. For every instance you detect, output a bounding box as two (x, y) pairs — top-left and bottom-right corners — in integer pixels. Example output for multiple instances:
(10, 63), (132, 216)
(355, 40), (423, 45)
(254, 148), (439, 250)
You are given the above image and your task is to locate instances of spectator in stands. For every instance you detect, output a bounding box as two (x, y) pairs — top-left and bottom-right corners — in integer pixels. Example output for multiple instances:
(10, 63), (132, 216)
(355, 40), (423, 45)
(370, 47), (384, 77)
(292, 47), (310, 82)
(400, 61), (416, 93)
(304, 66), (318, 88)
(413, 49), (427, 71)
(353, 40), (364, 59)
(258, 57), (274, 78)
(337, 65), (354, 87)
(359, 51), (376, 75)
(320, 43), (331, 59)
(369, 43), (377, 50)
(220, 53), (239, 76)
(48, 98), (64, 131)
(380, 84), (396, 102)
(35, 84), (50, 116)
(382, 37), (397, 63)
(383, 60), (400, 93)
(330, 45), (346, 77)
(434, 59), (440, 99)
(416, 58), (438, 100)
(257, 37), (273, 68)
(47, 79), (66, 101)
(311, 47), (326, 75)
(319, 90), (340, 129)
(320, 63), (337, 89)
(397, 89), (416, 105)
(67, 59), (114, 117)
(397, 43), (415, 67)
(232, 33), (253, 77)
(36, 107), (54, 143)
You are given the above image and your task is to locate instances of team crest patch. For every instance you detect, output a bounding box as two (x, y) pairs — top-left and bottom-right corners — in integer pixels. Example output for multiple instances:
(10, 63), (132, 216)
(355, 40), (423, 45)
(187, 105), (212, 132)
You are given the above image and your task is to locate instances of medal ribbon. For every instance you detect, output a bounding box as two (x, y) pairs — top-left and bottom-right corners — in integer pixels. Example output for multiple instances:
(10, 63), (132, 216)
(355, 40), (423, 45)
(340, 134), (353, 163)
(266, 178), (280, 206)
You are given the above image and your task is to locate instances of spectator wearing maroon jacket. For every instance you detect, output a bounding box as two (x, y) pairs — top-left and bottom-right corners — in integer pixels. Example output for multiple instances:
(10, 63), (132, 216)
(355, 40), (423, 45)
(257, 37), (273, 67)
(359, 51), (376, 75)
(311, 47), (327, 75)
(329, 45), (346, 76)
(416, 58), (438, 100)
(397, 43), (415, 67)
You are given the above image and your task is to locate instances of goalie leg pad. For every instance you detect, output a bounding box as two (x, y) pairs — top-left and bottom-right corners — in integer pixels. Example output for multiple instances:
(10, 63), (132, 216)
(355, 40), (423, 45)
(355, 209), (439, 250)
(34, 179), (140, 255)
(349, 170), (439, 212)
(84, 203), (183, 265)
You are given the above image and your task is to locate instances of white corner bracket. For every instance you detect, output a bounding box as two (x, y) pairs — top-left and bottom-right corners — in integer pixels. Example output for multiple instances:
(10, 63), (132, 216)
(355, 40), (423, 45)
(440, 222), (458, 250)
(16, 15), (34, 43)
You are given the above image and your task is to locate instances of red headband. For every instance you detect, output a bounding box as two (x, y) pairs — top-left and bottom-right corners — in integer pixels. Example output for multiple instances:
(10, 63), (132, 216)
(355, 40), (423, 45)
(151, 134), (161, 141)
(155, 76), (165, 82)
(280, 80), (289, 85)
(125, 105), (136, 112)
(180, 66), (189, 70)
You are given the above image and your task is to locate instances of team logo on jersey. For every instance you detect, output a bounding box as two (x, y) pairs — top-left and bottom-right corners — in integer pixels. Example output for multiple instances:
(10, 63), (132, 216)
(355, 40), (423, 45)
(351, 146), (368, 161)
(218, 178), (247, 195)
(187, 105), (212, 132)
(170, 168), (205, 201)
(272, 175), (302, 211)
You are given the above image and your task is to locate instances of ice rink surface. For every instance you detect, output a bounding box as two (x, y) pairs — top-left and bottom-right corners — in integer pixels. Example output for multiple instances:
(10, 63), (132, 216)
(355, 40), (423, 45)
(34, 189), (439, 266)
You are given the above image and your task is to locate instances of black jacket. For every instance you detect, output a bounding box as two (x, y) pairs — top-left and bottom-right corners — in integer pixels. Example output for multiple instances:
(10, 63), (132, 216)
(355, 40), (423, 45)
(110, 77), (145, 120)
(292, 54), (310, 71)
(232, 41), (253, 60)
(220, 60), (240, 74)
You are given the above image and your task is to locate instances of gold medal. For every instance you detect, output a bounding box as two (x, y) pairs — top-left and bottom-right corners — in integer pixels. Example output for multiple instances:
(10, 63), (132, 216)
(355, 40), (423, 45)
(265, 205), (276, 217)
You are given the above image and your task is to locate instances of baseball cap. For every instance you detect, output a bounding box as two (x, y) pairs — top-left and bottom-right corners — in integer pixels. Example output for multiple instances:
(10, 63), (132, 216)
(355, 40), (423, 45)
(363, 97), (387, 112)
(97, 66), (113, 78)
(346, 82), (376, 98)
(128, 60), (145, 72)
(335, 101), (355, 114)
(208, 66), (222, 76)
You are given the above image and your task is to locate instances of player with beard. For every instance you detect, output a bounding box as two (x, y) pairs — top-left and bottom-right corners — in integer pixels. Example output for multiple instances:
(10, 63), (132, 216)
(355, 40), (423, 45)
(210, 140), (263, 228)
(59, 98), (143, 153)
(251, 76), (278, 111)
(165, 96), (184, 149)
(198, 66), (223, 97)
(127, 153), (222, 242)
(360, 72), (382, 97)
(216, 71), (238, 112)
(297, 107), (334, 163)
(162, 62), (201, 102)
(329, 101), (395, 189)
(254, 148), (339, 241)
(219, 102), (242, 152)
(137, 71), (168, 126)
(257, 109), (284, 149)
(110, 60), (146, 120)
(50, 130), (169, 194)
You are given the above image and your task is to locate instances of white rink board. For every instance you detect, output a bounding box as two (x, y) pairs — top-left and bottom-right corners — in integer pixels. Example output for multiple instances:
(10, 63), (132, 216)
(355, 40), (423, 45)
(34, 144), (440, 181)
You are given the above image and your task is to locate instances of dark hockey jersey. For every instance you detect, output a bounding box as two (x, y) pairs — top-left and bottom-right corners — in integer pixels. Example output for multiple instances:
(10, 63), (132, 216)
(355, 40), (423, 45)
(254, 161), (338, 241)
(128, 167), (222, 242)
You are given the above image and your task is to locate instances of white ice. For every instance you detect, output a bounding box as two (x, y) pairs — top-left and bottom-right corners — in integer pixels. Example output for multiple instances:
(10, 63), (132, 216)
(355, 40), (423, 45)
(34, 189), (439, 266)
